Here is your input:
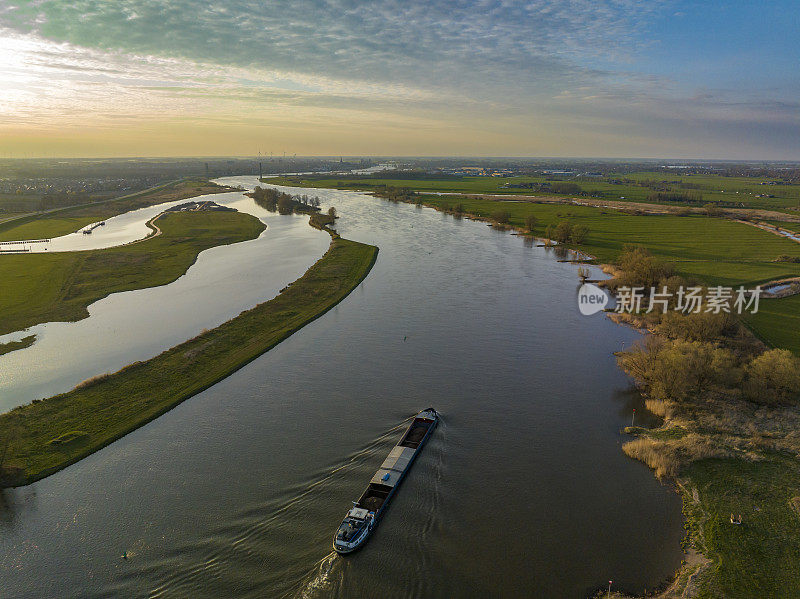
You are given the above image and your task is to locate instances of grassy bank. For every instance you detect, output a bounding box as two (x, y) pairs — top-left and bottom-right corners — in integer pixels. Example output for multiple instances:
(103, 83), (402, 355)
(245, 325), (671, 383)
(0, 236), (378, 487)
(0, 335), (36, 357)
(268, 172), (800, 212)
(0, 179), (230, 241)
(681, 457), (800, 598)
(0, 210), (265, 336)
(610, 247), (800, 597)
(742, 295), (800, 354)
(267, 177), (800, 288)
(277, 177), (800, 596)
(414, 195), (800, 287)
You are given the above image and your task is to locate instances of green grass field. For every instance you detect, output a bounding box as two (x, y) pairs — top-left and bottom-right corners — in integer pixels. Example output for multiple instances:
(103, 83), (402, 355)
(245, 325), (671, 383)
(415, 194), (800, 287)
(269, 172), (800, 212)
(0, 335), (36, 357)
(0, 179), (225, 241)
(0, 237), (378, 487)
(0, 210), (265, 336)
(685, 457), (800, 598)
(743, 295), (800, 354)
(277, 177), (800, 353)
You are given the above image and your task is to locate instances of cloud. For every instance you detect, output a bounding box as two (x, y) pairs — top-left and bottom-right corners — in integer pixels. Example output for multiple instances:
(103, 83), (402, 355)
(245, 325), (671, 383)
(1, 0), (670, 95)
(0, 0), (798, 158)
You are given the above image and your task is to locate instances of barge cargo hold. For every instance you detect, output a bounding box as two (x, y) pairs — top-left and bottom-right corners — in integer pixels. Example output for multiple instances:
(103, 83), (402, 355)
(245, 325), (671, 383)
(333, 408), (438, 554)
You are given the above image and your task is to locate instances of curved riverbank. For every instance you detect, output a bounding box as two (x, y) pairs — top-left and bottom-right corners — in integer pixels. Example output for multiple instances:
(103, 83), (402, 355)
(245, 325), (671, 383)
(0, 179), (233, 243)
(597, 246), (800, 598)
(0, 178), (683, 598)
(0, 234), (378, 487)
(0, 334), (36, 357)
(0, 209), (266, 336)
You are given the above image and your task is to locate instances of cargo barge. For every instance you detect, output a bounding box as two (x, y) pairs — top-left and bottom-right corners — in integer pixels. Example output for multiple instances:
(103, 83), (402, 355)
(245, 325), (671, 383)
(333, 408), (438, 554)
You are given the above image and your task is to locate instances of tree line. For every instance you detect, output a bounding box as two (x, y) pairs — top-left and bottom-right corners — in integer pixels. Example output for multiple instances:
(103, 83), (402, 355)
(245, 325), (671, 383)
(613, 245), (800, 406)
(248, 186), (322, 215)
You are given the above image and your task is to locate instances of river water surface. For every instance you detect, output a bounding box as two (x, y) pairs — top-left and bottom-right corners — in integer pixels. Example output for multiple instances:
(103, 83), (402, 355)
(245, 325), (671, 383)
(0, 177), (683, 598)
(0, 188), (330, 409)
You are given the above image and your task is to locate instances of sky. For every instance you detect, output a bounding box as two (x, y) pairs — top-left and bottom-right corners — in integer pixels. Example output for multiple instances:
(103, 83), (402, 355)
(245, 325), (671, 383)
(0, 0), (798, 159)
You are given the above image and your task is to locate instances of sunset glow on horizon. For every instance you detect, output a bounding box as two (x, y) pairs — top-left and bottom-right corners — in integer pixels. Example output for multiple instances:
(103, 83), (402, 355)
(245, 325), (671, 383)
(1, 1), (798, 159)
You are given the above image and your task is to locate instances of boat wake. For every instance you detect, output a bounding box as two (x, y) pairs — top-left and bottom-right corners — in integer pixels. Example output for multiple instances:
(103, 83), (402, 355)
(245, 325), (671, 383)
(106, 415), (417, 599)
(293, 552), (339, 599)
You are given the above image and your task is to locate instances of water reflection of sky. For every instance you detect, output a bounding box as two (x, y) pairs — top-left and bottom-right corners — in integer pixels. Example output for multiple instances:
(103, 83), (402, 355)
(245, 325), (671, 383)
(0, 178), (331, 410)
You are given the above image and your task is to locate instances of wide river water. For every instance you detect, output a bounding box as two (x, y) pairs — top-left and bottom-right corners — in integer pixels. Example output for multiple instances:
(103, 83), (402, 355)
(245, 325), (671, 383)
(0, 177), (683, 598)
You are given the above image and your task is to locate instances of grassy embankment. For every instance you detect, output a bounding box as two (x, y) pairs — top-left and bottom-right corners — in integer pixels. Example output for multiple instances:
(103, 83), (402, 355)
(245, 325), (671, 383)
(269, 176), (800, 276)
(0, 235), (378, 487)
(0, 335), (36, 356)
(414, 195), (800, 287)
(0, 210), (265, 336)
(0, 179), (230, 241)
(280, 177), (800, 597)
(409, 189), (800, 597)
(607, 245), (800, 598)
(273, 178), (800, 352)
(268, 172), (800, 212)
(679, 457), (800, 598)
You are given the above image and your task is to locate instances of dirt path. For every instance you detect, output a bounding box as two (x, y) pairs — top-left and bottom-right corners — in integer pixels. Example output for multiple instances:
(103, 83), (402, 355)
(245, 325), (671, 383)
(122, 213), (164, 247)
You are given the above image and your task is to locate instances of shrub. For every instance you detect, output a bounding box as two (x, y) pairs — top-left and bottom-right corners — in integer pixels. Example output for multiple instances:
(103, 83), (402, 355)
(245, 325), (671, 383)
(375, 186), (416, 202)
(524, 214), (537, 233)
(656, 310), (738, 342)
(618, 338), (741, 401)
(617, 336), (665, 382)
(554, 220), (573, 243)
(73, 373), (112, 390)
(570, 224), (589, 244)
(744, 349), (800, 403)
(623, 434), (727, 479)
(613, 245), (675, 289)
(648, 191), (703, 204)
(704, 203), (723, 217)
(492, 211), (510, 225)
(277, 195), (295, 214)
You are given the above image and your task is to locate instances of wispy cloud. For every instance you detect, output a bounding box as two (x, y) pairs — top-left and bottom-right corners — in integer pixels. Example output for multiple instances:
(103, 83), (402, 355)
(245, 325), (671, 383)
(0, 0), (798, 158)
(1, 0), (677, 102)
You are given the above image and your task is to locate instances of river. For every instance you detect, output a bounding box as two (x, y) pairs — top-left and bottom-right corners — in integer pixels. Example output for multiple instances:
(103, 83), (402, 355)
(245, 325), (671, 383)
(0, 176), (683, 598)
(0, 188), (330, 409)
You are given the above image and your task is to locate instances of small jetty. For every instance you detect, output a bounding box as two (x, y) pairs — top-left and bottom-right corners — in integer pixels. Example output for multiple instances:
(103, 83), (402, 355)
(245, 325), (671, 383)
(165, 200), (234, 213)
(333, 408), (438, 554)
(0, 238), (50, 253)
(82, 221), (105, 235)
(0, 238), (50, 246)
